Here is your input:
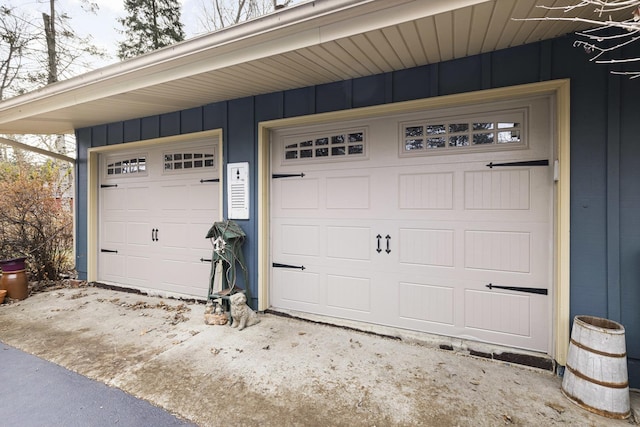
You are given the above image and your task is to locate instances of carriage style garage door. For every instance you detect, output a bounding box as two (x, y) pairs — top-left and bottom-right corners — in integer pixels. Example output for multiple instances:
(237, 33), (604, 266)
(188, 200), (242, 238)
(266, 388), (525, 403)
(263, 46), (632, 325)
(98, 139), (220, 299)
(270, 96), (554, 352)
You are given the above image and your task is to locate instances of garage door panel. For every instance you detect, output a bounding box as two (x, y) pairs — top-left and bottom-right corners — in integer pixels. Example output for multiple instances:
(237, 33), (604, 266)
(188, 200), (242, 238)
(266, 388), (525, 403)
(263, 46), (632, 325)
(127, 222), (153, 247)
(277, 178), (319, 209)
(464, 289), (531, 337)
(399, 172), (454, 210)
(103, 221), (126, 245)
(327, 274), (371, 313)
(326, 176), (370, 209)
(157, 222), (189, 249)
(189, 182), (220, 213)
(464, 230), (531, 273)
(398, 228), (454, 267)
(326, 226), (371, 261)
(399, 281), (455, 325)
(191, 222), (217, 251)
(157, 258), (210, 297)
(102, 187), (126, 213)
(277, 223), (320, 256)
(101, 253), (126, 281)
(273, 269), (320, 306)
(464, 169), (530, 210)
(126, 186), (152, 212)
(159, 184), (190, 212)
(125, 255), (152, 287)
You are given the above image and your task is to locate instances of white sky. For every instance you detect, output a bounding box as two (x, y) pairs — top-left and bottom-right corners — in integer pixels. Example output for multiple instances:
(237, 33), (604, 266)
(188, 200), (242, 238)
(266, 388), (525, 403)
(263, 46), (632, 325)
(19, 0), (207, 68)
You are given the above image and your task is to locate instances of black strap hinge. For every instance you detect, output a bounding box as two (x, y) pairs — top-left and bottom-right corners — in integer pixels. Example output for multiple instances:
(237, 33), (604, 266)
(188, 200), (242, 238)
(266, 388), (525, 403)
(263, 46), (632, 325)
(273, 262), (305, 270)
(200, 178), (220, 183)
(100, 184), (118, 188)
(486, 283), (547, 295)
(273, 173), (305, 179)
(486, 160), (549, 169)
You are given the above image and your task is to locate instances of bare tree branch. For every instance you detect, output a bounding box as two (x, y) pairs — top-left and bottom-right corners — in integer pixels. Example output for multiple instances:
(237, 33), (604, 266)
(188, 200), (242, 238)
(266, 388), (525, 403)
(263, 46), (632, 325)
(516, 1), (640, 79)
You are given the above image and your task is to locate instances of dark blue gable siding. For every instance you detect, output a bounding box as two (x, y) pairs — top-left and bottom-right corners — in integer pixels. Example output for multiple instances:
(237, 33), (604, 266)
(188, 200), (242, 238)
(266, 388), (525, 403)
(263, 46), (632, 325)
(620, 76), (640, 386)
(75, 35), (640, 387)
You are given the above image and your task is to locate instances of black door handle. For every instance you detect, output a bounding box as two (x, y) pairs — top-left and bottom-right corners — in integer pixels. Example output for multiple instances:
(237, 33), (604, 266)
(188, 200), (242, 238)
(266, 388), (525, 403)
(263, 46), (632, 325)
(376, 234), (382, 253)
(385, 235), (391, 254)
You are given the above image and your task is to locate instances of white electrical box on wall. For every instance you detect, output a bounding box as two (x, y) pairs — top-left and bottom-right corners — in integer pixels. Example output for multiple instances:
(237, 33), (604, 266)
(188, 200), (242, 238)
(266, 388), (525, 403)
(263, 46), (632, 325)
(227, 162), (250, 219)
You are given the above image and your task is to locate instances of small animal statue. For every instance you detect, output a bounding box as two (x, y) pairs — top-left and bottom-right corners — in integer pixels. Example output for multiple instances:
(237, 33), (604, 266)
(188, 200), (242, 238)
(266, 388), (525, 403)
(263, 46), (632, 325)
(229, 292), (260, 330)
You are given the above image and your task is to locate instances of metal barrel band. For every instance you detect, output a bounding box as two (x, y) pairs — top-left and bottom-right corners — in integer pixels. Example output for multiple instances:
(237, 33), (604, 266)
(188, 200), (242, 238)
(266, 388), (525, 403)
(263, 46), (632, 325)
(565, 363), (629, 389)
(569, 337), (626, 358)
(561, 386), (631, 420)
(1, 269), (26, 274)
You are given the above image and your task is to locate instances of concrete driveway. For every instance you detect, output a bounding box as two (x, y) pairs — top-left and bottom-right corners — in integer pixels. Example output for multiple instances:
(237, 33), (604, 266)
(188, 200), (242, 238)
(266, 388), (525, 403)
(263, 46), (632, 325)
(0, 284), (637, 426)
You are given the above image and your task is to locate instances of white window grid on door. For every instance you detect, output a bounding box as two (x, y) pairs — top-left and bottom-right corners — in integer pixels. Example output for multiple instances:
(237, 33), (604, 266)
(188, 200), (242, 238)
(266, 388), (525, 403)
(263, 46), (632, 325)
(400, 109), (527, 156)
(162, 149), (216, 173)
(105, 154), (148, 177)
(282, 128), (367, 163)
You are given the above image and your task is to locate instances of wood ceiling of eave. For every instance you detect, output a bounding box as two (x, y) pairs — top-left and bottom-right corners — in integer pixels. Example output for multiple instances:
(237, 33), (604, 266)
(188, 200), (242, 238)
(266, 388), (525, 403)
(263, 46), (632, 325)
(74, 0), (637, 128)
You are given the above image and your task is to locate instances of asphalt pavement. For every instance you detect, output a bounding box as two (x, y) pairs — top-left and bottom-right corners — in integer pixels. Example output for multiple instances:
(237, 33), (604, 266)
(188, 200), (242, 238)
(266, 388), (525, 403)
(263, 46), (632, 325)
(0, 342), (195, 427)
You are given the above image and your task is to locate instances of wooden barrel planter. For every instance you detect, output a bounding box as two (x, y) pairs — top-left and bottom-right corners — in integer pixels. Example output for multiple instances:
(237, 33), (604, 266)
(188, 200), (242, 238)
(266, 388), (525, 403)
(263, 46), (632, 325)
(561, 315), (630, 419)
(0, 257), (28, 300)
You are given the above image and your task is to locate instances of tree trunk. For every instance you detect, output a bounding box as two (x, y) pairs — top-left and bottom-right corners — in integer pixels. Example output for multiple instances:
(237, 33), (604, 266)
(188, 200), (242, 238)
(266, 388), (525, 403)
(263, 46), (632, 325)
(42, 6), (57, 84)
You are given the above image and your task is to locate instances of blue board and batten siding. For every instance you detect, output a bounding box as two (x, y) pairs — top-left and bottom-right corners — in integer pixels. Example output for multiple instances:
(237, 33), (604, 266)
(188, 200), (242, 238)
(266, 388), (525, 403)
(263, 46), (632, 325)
(75, 35), (640, 386)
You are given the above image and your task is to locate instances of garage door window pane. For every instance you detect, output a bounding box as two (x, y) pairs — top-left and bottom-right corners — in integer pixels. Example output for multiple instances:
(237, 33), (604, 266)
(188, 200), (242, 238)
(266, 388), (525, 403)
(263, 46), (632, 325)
(498, 130), (521, 144)
(473, 122), (494, 131)
(349, 132), (363, 142)
(449, 123), (468, 133)
(427, 125), (445, 135)
(427, 137), (446, 148)
(473, 133), (494, 145)
(163, 150), (216, 173)
(401, 110), (525, 155)
(349, 145), (363, 155)
(449, 135), (469, 147)
(106, 156), (148, 176)
(282, 129), (366, 162)
(405, 126), (423, 137)
(406, 139), (423, 150)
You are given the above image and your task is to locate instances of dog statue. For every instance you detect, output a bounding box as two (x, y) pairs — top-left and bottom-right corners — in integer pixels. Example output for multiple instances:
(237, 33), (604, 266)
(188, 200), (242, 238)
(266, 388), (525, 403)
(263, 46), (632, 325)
(229, 292), (260, 330)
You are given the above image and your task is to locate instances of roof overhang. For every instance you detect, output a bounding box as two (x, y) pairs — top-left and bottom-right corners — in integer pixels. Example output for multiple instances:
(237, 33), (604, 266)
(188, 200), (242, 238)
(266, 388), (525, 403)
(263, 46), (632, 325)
(0, 0), (630, 135)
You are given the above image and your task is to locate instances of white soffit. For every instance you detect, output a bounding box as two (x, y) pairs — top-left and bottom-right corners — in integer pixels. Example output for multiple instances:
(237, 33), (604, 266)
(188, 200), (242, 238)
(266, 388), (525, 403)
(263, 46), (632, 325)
(0, 0), (630, 134)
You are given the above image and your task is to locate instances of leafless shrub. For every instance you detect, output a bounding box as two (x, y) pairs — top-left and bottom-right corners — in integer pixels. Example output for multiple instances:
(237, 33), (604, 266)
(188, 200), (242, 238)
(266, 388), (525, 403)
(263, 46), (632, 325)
(0, 159), (74, 280)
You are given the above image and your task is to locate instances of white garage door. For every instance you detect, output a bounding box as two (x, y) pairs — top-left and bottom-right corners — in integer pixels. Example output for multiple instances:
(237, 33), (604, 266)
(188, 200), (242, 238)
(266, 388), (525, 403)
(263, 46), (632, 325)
(270, 96), (553, 352)
(99, 139), (220, 299)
